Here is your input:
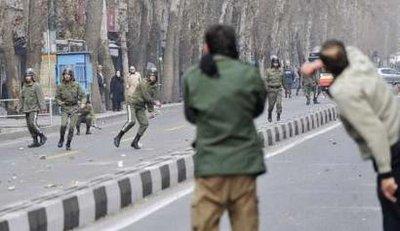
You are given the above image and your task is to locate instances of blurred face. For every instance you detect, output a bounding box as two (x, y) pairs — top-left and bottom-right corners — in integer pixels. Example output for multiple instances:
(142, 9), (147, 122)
(64, 73), (71, 82)
(202, 43), (210, 55)
(272, 62), (279, 68)
(25, 75), (33, 83)
(98, 65), (103, 72)
(129, 67), (136, 73)
(149, 75), (156, 83)
(116, 71), (121, 77)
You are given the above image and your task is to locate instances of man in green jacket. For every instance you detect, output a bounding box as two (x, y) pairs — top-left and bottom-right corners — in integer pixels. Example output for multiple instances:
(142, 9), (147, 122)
(55, 68), (84, 151)
(19, 68), (47, 148)
(184, 25), (267, 231)
(302, 40), (400, 231)
(113, 68), (160, 149)
(264, 56), (284, 122)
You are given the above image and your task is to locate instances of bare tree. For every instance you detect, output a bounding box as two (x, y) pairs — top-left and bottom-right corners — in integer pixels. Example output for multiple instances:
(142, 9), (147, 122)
(1, 1), (21, 113)
(84, 0), (104, 113)
(26, 0), (47, 79)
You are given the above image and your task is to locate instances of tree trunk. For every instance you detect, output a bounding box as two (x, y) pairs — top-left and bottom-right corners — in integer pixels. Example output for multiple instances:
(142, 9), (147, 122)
(161, 0), (180, 103)
(1, 2), (21, 114)
(84, 0), (104, 113)
(26, 0), (47, 80)
(99, 0), (115, 111)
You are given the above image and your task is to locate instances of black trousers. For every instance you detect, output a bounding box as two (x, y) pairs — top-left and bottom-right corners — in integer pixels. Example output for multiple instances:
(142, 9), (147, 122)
(375, 141), (400, 231)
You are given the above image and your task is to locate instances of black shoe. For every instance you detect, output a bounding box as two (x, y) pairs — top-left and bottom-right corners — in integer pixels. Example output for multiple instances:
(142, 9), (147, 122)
(267, 111), (273, 123)
(39, 133), (47, 146)
(65, 131), (73, 151)
(57, 139), (64, 148)
(277, 113), (281, 121)
(76, 128), (80, 136)
(28, 137), (41, 148)
(58, 126), (66, 148)
(114, 131), (124, 148)
(131, 134), (142, 149)
(86, 125), (91, 135)
(306, 99), (310, 105)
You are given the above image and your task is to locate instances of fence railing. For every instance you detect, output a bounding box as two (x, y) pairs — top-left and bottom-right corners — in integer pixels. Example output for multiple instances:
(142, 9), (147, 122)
(0, 98), (55, 128)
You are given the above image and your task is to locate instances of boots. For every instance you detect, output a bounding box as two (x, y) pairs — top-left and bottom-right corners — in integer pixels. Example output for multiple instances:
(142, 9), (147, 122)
(58, 126), (67, 148)
(277, 113), (281, 122)
(76, 125), (81, 135)
(267, 111), (273, 123)
(313, 98), (319, 104)
(131, 134), (142, 149)
(38, 133), (47, 146)
(66, 130), (73, 151)
(86, 124), (92, 135)
(306, 98), (310, 105)
(28, 136), (41, 148)
(114, 131), (125, 148)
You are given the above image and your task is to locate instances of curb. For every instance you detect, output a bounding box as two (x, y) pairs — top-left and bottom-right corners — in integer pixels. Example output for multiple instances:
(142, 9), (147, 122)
(0, 154), (194, 231)
(0, 105), (338, 231)
(262, 105), (338, 147)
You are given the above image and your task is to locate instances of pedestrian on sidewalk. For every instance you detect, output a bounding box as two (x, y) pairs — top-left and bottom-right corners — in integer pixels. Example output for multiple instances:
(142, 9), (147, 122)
(18, 68), (47, 148)
(183, 24), (267, 231)
(110, 70), (125, 111)
(302, 40), (400, 231)
(56, 68), (85, 151)
(97, 65), (107, 109)
(113, 68), (160, 149)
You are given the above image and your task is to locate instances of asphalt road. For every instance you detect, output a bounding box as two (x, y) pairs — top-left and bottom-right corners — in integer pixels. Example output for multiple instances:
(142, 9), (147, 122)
(88, 124), (381, 231)
(0, 94), (333, 209)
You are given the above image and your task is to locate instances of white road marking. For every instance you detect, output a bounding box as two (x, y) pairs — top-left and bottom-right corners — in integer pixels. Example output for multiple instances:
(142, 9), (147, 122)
(81, 122), (342, 230)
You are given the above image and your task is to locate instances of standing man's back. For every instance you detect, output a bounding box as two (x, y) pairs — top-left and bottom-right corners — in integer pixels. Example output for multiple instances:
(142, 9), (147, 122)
(184, 24), (267, 231)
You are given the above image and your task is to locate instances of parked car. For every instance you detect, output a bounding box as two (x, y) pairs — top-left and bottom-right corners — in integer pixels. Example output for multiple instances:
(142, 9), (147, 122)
(377, 67), (400, 84)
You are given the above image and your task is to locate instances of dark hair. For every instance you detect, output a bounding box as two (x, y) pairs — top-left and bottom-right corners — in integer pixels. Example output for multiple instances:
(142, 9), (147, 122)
(320, 40), (349, 76)
(200, 25), (239, 77)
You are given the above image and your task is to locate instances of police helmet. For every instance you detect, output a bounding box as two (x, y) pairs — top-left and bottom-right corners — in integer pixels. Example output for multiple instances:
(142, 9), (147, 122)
(271, 56), (281, 68)
(62, 68), (75, 81)
(25, 68), (35, 77)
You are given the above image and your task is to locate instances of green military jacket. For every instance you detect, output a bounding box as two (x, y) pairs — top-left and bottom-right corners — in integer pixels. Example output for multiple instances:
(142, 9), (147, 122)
(55, 81), (84, 112)
(264, 68), (283, 91)
(184, 56), (267, 177)
(80, 104), (94, 120)
(20, 82), (45, 113)
(303, 72), (318, 88)
(128, 81), (159, 112)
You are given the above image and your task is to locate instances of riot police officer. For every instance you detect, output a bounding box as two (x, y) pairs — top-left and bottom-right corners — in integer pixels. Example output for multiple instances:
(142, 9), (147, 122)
(264, 57), (284, 122)
(19, 68), (47, 148)
(283, 61), (295, 98)
(113, 68), (160, 149)
(55, 68), (84, 151)
(76, 95), (94, 135)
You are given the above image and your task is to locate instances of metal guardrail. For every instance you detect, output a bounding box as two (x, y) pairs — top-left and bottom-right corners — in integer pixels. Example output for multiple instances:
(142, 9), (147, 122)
(0, 98), (55, 128)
